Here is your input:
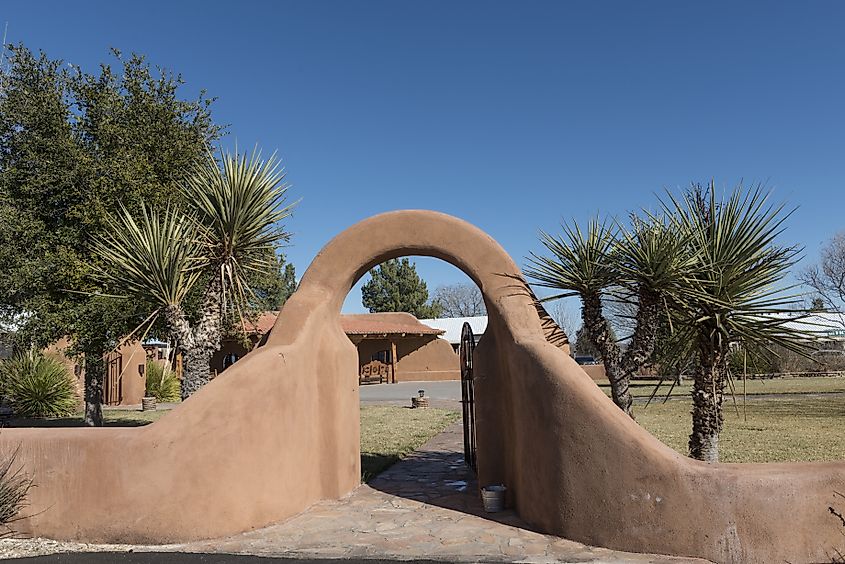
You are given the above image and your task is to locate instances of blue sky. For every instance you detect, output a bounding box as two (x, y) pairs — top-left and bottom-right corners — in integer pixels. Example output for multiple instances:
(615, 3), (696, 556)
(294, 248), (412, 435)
(4, 2), (845, 317)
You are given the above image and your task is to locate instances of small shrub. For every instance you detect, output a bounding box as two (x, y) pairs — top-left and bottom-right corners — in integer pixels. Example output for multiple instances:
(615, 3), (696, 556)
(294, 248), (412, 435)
(0, 351), (77, 418)
(0, 447), (32, 537)
(145, 361), (180, 402)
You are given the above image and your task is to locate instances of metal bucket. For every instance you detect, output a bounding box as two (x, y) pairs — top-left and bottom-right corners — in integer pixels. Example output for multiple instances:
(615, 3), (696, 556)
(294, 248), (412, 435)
(481, 484), (506, 512)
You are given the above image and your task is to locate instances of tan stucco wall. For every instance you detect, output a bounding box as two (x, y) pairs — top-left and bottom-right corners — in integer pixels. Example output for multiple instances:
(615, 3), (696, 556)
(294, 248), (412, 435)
(355, 336), (459, 382)
(114, 341), (148, 405)
(42, 338), (83, 406)
(43, 339), (146, 406)
(0, 210), (843, 563)
(581, 363), (607, 382)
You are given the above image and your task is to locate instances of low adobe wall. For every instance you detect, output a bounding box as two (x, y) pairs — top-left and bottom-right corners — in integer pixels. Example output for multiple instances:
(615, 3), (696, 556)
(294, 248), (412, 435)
(0, 210), (843, 563)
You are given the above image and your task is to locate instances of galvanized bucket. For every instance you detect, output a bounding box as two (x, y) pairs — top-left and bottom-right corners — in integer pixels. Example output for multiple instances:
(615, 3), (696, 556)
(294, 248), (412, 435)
(481, 484), (506, 512)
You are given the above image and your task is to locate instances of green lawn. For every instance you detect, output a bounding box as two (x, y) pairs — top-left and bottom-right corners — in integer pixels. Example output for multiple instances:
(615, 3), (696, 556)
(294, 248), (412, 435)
(6, 409), (167, 427)
(600, 376), (845, 399)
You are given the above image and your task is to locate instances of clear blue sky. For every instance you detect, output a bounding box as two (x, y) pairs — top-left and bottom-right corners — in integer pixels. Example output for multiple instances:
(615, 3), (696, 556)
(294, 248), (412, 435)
(4, 2), (844, 316)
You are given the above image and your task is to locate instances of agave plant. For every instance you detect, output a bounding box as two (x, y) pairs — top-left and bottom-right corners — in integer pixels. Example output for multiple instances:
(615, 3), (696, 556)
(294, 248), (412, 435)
(93, 148), (294, 399)
(0, 351), (78, 418)
(145, 361), (181, 402)
(527, 215), (689, 418)
(663, 182), (812, 462)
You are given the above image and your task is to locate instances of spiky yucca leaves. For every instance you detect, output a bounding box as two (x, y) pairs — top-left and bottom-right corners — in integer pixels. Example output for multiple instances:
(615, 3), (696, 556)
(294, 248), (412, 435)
(0, 351), (77, 418)
(144, 361), (181, 402)
(527, 215), (692, 418)
(528, 218), (620, 299)
(94, 148), (293, 400)
(0, 447), (32, 537)
(184, 149), (294, 314)
(93, 204), (206, 307)
(664, 182), (810, 462)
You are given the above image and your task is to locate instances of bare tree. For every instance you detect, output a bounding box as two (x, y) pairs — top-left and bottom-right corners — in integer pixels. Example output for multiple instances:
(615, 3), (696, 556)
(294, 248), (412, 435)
(431, 283), (487, 318)
(548, 300), (577, 340)
(802, 231), (845, 325)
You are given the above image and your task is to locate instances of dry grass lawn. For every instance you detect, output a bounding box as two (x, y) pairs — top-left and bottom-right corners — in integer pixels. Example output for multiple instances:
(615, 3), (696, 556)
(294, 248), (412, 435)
(636, 396), (845, 463)
(603, 376), (845, 399)
(7, 394), (845, 468)
(360, 405), (461, 480)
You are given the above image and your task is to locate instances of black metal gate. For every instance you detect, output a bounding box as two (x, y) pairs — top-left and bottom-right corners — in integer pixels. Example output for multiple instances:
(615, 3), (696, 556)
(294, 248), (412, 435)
(459, 322), (477, 473)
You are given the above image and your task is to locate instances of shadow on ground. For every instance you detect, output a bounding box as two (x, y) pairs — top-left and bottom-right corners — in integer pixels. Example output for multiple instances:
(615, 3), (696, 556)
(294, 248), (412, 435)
(366, 425), (540, 533)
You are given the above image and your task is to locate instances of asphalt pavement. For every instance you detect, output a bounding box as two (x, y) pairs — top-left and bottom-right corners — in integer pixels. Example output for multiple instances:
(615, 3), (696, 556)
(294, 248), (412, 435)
(358, 380), (461, 404)
(7, 555), (451, 564)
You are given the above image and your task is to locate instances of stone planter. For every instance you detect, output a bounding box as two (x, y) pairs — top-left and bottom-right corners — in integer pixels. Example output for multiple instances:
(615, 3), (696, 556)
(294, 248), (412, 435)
(141, 396), (157, 411)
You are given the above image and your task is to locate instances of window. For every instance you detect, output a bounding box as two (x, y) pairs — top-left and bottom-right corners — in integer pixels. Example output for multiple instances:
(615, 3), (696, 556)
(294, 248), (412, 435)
(371, 349), (392, 364)
(223, 353), (240, 369)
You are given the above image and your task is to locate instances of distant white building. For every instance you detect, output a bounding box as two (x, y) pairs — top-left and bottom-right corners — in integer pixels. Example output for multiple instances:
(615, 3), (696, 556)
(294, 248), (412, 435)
(419, 316), (488, 351)
(772, 312), (845, 350)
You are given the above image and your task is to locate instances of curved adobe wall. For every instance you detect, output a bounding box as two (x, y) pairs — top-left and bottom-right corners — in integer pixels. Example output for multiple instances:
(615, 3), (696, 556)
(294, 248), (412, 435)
(1, 210), (843, 563)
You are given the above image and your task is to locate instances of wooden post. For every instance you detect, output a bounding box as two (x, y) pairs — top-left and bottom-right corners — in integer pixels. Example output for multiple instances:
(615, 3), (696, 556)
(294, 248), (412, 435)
(390, 340), (398, 384)
(743, 347), (747, 422)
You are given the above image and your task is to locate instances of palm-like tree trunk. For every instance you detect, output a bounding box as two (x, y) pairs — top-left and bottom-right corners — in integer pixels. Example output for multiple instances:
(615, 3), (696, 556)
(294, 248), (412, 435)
(83, 354), (104, 427)
(165, 274), (224, 401)
(581, 293), (633, 417)
(689, 345), (726, 462)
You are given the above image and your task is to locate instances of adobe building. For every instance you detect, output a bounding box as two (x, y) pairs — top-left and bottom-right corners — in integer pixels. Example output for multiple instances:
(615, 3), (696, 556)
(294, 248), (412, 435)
(43, 338), (149, 407)
(343, 313), (459, 383)
(214, 311), (460, 383)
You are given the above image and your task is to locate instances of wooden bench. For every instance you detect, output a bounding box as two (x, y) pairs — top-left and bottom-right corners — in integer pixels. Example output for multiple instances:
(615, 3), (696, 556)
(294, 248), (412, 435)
(359, 360), (391, 385)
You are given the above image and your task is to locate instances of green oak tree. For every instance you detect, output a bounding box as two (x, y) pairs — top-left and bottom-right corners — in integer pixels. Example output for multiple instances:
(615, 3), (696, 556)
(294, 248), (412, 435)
(0, 45), (220, 424)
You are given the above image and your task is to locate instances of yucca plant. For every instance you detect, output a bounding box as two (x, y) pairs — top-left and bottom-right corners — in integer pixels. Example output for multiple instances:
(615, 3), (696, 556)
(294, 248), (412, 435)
(0, 351), (78, 418)
(145, 361), (181, 402)
(527, 215), (690, 418)
(0, 446), (32, 537)
(663, 182), (812, 462)
(93, 148), (293, 399)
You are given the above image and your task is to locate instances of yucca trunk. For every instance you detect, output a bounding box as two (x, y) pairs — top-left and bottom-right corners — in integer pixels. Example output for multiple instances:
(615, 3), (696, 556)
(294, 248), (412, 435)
(689, 346), (726, 462)
(621, 288), (660, 377)
(581, 293), (633, 417)
(165, 275), (224, 401)
(83, 354), (104, 427)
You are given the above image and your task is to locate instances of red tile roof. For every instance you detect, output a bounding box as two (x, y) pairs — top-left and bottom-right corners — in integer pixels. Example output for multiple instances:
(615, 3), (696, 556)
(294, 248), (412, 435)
(341, 313), (444, 336)
(243, 311), (444, 337)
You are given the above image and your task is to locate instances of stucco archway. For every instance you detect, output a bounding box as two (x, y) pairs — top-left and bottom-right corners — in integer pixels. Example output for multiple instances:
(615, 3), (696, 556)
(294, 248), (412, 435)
(2, 210), (845, 564)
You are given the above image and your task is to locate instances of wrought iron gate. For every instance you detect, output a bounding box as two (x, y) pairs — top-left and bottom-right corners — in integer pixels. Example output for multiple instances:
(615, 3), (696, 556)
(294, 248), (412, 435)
(459, 322), (477, 473)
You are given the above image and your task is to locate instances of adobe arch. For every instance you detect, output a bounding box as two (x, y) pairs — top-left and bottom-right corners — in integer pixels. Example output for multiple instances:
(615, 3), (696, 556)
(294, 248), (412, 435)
(1, 210), (843, 564)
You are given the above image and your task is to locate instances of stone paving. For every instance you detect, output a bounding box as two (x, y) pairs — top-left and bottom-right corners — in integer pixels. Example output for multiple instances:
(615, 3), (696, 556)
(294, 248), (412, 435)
(0, 422), (704, 562)
(176, 423), (703, 563)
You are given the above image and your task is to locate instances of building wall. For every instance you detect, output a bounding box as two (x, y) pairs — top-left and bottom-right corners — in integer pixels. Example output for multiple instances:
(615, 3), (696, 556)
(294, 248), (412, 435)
(42, 338), (148, 406)
(43, 338), (84, 407)
(117, 341), (147, 406)
(212, 339), (255, 377)
(580, 364), (607, 382)
(355, 335), (460, 382)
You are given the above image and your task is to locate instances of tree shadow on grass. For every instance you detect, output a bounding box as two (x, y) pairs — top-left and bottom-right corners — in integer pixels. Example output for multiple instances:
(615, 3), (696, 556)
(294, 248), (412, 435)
(1, 416), (153, 428)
